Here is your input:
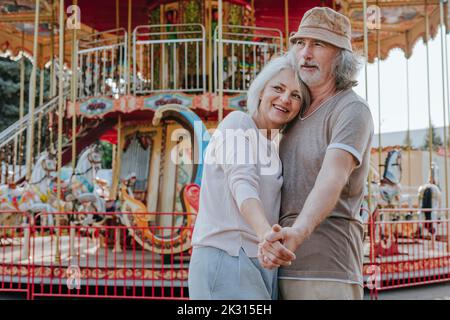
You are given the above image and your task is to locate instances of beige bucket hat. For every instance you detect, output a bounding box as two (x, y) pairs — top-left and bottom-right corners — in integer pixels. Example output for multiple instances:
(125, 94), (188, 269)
(289, 7), (353, 52)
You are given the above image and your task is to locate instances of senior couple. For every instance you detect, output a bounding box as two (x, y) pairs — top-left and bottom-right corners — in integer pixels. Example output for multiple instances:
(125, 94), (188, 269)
(188, 7), (374, 300)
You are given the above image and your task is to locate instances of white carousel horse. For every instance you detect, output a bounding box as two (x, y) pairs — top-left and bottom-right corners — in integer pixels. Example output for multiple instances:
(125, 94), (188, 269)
(360, 150), (402, 224)
(361, 150), (410, 256)
(0, 177), (38, 226)
(418, 163), (444, 239)
(63, 145), (106, 228)
(378, 149), (402, 208)
(67, 145), (106, 213)
(28, 151), (66, 225)
(0, 152), (60, 227)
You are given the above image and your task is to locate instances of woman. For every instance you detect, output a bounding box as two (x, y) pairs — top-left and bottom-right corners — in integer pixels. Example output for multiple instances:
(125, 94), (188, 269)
(188, 53), (310, 300)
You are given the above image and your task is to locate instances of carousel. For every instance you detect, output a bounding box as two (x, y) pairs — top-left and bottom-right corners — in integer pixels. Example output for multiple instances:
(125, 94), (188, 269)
(0, 0), (449, 299)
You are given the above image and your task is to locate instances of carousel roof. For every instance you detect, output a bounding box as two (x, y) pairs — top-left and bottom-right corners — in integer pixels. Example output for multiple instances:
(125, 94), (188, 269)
(0, 0), (100, 67)
(338, 0), (448, 62)
(0, 0), (447, 66)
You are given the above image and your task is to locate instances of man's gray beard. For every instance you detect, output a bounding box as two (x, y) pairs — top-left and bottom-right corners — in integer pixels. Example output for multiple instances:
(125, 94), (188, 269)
(299, 69), (323, 87)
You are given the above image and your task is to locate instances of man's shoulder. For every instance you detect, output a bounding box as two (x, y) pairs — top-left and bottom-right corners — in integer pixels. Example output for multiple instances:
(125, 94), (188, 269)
(330, 89), (372, 118)
(336, 89), (370, 110)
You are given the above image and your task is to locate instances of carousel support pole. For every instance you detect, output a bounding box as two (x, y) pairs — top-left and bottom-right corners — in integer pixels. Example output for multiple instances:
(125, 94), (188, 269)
(25, 0), (41, 181)
(116, 0), (120, 30)
(49, 0), (56, 154)
(425, 1), (436, 248)
(363, 0), (369, 102)
(406, 59), (412, 188)
(207, 0), (212, 92)
(112, 116), (122, 201)
(69, 0), (79, 259)
(111, 141), (122, 253)
(218, 0), (223, 122)
(425, 1), (433, 174)
(445, 1), (450, 156)
(37, 68), (45, 155)
(111, 142), (117, 202)
(17, 33), (25, 177)
(55, 0), (65, 264)
(368, 168), (374, 257)
(71, 0), (78, 171)
(376, 27), (382, 180)
(363, 0), (375, 236)
(51, 0), (56, 98)
(251, 0), (255, 26)
(284, 0), (289, 51)
(160, 3), (166, 90)
(127, 0), (132, 95)
(443, 0), (450, 251)
(440, 0), (449, 208)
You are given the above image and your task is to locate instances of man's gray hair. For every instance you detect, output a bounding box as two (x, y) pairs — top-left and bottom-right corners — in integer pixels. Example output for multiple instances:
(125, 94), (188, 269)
(247, 51), (310, 116)
(333, 49), (363, 91)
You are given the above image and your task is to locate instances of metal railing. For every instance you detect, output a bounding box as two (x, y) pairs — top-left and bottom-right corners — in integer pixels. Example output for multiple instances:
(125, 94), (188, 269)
(214, 25), (283, 93)
(78, 28), (128, 99)
(0, 211), (193, 300)
(0, 92), (69, 184)
(364, 208), (450, 299)
(2, 209), (450, 299)
(133, 24), (206, 94)
(0, 95), (60, 149)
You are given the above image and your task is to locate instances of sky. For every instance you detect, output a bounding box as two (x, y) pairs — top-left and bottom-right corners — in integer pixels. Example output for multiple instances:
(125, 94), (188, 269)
(353, 27), (450, 134)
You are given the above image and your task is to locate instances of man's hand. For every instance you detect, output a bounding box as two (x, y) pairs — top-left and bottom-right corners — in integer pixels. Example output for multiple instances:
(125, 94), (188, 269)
(258, 224), (298, 270)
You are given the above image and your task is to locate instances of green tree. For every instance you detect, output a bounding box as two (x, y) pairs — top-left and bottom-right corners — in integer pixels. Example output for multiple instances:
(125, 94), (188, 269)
(0, 57), (50, 132)
(403, 132), (413, 150)
(422, 123), (443, 151)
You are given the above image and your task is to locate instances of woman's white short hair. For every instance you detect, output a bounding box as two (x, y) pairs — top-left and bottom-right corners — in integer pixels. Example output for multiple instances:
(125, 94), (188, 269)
(246, 51), (310, 116)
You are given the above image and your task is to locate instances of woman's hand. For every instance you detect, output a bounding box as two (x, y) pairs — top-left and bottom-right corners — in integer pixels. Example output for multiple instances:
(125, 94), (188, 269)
(257, 224), (297, 270)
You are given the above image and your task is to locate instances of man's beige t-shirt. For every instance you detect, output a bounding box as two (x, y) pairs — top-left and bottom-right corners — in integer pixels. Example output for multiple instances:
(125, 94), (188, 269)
(279, 89), (374, 286)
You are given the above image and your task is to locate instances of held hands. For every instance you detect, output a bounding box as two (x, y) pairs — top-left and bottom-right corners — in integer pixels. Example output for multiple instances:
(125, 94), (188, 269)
(258, 224), (300, 270)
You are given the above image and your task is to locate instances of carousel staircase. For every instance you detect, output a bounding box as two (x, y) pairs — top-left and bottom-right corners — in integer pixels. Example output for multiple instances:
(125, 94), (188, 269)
(0, 94), (62, 150)
(0, 92), (115, 184)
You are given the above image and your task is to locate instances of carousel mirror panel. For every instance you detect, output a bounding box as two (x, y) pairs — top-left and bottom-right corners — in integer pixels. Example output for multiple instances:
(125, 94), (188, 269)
(120, 131), (155, 202)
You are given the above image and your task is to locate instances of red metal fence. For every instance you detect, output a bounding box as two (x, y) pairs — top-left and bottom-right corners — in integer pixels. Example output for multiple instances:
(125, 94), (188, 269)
(1, 209), (450, 300)
(0, 211), (193, 300)
(364, 208), (450, 299)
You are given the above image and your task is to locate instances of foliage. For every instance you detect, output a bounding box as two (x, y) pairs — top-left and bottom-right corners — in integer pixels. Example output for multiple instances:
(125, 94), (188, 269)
(0, 57), (50, 132)
(422, 123), (443, 151)
(183, 0), (201, 25)
(149, 6), (160, 25)
(403, 132), (413, 149)
(99, 140), (113, 169)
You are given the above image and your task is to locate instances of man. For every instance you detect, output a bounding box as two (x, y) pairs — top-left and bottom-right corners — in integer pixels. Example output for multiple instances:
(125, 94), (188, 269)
(259, 7), (374, 300)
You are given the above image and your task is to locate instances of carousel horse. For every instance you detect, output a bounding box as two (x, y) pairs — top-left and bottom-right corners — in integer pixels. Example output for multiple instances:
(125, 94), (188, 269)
(28, 151), (68, 226)
(361, 150), (409, 256)
(113, 173), (153, 252)
(63, 145), (106, 226)
(0, 152), (60, 228)
(121, 182), (200, 255)
(68, 145), (105, 212)
(378, 149), (402, 208)
(360, 150), (402, 223)
(418, 163), (443, 239)
(0, 176), (39, 227)
(119, 172), (150, 216)
(360, 178), (380, 225)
